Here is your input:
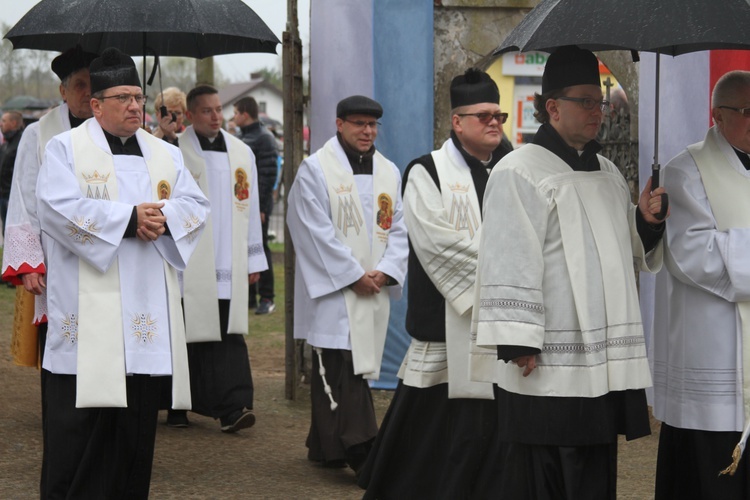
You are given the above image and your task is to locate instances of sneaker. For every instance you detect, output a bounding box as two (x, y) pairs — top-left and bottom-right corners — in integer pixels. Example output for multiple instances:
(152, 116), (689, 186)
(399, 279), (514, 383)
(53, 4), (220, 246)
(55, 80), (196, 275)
(220, 409), (256, 433)
(255, 299), (275, 315)
(166, 410), (189, 428)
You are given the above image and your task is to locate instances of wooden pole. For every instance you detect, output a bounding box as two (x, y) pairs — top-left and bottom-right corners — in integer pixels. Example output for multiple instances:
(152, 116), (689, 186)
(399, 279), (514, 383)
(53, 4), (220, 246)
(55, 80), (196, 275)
(283, 0), (304, 400)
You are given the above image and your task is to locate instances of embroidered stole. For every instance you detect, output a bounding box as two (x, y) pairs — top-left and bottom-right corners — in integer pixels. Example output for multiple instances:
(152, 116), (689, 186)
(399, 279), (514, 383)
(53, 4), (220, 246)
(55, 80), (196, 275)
(180, 128), (250, 340)
(72, 123), (191, 409)
(689, 127), (750, 473)
(433, 144), (494, 399)
(318, 140), (397, 380)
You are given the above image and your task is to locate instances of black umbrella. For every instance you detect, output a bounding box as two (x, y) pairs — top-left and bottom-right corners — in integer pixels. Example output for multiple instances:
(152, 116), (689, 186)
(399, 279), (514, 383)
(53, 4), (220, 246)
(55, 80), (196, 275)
(4, 0), (280, 127)
(499, 0), (750, 56)
(496, 0), (750, 219)
(4, 0), (280, 58)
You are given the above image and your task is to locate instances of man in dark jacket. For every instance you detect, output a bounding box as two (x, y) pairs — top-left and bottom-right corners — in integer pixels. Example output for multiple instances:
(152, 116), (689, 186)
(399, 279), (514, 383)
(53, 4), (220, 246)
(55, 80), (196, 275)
(233, 96), (278, 314)
(0, 110), (25, 229)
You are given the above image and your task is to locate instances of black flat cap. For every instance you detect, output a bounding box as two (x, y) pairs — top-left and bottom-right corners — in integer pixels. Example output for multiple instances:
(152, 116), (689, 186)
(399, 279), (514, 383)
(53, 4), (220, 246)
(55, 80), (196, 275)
(450, 68), (500, 109)
(336, 95), (383, 119)
(51, 46), (98, 81)
(89, 47), (141, 95)
(542, 46), (600, 94)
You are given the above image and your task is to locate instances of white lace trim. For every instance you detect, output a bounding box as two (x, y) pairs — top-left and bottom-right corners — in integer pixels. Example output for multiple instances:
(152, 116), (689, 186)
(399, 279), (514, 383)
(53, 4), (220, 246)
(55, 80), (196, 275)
(2, 223), (44, 274)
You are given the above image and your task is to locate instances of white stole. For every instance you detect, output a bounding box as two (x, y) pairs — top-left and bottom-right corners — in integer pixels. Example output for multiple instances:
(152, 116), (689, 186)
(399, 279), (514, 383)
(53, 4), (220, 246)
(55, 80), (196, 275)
(38, 106), (66, 161)
(689, 127), (750, 474)
(180, 128), (251, 340)
(318, 140), (397, 380)
(71, 123), (191, 409)
(433, 145), (494, 399)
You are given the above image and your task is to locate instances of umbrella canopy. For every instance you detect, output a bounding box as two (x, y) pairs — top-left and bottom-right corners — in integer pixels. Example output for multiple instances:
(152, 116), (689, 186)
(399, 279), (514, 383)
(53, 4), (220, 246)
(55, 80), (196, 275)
(1, 95), (56, 110)
(4, 0), (280, 58)
(496, 0), (750, 211)
(497, 0), (750, 56)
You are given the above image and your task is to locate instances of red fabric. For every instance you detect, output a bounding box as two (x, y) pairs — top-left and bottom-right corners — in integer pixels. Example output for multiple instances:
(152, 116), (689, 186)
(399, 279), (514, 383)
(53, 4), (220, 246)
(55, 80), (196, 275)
(709, 51), (750, 126)
(2, 263), (46, 285)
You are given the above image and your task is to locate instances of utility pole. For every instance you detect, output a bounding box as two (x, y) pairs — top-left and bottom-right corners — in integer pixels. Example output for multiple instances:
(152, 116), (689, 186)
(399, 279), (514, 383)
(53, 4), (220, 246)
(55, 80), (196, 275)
(283, 0), (304, 400)
(196, 57), (214, 86)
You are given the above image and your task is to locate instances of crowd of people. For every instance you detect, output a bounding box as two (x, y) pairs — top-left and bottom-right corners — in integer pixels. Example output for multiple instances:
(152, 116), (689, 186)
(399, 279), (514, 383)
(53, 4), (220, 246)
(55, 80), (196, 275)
(2, 40), (750, 499)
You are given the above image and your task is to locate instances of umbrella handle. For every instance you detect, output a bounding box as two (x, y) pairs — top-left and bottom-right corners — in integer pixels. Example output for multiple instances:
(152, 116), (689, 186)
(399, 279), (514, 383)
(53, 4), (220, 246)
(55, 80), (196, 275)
(652, 165), (669, 221)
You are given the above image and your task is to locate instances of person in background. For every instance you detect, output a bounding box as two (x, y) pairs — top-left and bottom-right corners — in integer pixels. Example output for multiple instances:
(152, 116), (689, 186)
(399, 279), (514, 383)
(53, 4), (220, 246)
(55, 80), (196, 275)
(153, 86), (187, 146)
(0, 110), (25, 229)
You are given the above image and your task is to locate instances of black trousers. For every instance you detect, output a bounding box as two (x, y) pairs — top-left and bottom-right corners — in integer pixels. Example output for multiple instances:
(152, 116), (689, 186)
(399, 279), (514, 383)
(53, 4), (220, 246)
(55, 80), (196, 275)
(307, 348), (377, 469)
(499, 441), (617, 500)
(187, 299), (254, 418)
(252, 214), (275, 301)
(359, 381), (504, 500)
(42, 372), (160, 500)
(655, 422), (750, 500)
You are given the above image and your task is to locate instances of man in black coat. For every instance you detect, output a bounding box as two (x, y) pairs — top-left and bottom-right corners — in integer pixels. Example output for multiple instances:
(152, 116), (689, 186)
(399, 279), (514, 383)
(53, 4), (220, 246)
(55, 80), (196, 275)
(0, 110), (25, 230)
(233, 96), (279, 314)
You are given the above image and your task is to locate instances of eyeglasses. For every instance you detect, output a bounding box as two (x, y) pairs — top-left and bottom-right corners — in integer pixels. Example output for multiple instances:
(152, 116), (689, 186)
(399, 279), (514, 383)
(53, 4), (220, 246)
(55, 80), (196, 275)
(457, 112), (508, 125)
(99, 93), (149, 105)
(345, 119), (380, 129)
(557, 96), (611, 113)
(718, 105), (750, 117)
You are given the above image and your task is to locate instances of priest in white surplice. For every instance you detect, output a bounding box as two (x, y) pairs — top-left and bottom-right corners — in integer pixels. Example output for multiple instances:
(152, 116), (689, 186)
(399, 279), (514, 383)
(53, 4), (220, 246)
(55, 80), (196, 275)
(287, 95), (408, 473)
(0, 46), (97, 500)
(36, 48), (209, 499)
(172, 84), (267, 433)
(653, 70), (750, 498)
(472, 46), (668, 498)
(359, 69), (512, 499)
(2, 46), (97, 365)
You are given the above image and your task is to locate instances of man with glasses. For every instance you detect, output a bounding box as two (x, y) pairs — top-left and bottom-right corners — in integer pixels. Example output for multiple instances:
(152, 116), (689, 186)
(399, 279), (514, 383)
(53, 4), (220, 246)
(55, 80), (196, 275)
(359, 68), (511, 498)
(652, 70), (750, 498)
(172, 84), (267, 433)
(36, 47), (208, 498)
(472, 45), (668, 498)
(287, 95), (408, 474)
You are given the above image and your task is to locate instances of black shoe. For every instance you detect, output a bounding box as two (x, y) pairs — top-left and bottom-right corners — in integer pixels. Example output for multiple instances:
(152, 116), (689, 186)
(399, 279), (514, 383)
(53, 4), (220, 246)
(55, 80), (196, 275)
(220, 409), (256, 433)
(167, 410), (189, 428)
(255, 299), (275, 315)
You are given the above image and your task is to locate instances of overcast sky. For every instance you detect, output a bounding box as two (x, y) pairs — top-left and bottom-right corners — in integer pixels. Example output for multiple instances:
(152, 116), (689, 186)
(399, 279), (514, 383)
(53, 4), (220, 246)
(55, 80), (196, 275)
(1, 0), (310, 82)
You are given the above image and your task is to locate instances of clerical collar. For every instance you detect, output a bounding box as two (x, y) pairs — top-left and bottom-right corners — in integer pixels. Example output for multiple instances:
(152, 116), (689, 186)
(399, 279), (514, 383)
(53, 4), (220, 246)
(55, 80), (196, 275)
(68, 111), (86, 129)
(336, 132), (374, 175)
(102, 129), (142, 156)
(732, 146), (750, 171)
(450, 130), (505, 172)
(533, 122), (602, 172)
(197, 131), (227, 152)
